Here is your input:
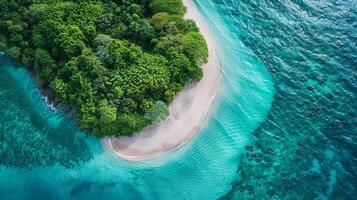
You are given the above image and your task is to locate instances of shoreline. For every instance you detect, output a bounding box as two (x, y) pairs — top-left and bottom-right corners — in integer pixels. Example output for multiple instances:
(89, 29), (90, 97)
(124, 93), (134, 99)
(104, 0), (221, 161)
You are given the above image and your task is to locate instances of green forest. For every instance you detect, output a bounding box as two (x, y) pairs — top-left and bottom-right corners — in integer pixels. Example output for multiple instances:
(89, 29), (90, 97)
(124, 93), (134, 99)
(0, 0), (208, 136)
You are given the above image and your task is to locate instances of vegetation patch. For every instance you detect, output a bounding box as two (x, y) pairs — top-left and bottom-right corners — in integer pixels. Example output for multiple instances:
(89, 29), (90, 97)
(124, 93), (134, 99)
(0, 0), (208, 136)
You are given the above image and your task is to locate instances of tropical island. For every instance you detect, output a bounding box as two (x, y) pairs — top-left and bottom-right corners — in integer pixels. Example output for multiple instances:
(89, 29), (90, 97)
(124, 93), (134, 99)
(0, 0), (210, 137)
(106, 0), (220, 160)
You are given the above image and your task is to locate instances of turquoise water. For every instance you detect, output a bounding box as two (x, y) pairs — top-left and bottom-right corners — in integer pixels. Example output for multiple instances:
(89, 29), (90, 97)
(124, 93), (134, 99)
(214, 0), (357, 199)
(0, 0), (273, 199)
(1, 0), (356, 199)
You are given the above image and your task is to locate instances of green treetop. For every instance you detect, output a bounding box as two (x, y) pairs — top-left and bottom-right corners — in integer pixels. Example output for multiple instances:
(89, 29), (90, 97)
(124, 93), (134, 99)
(0, 0), (208, 137)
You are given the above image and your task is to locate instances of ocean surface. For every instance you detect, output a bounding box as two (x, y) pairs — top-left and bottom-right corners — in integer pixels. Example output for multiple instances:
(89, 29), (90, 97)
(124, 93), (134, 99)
(0, 0), (355, 199)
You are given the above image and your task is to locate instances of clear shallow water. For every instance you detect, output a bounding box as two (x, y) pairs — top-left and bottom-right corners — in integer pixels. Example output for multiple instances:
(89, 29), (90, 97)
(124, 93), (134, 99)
(0, 0), (274, 199)
(1, 0), (355, 199)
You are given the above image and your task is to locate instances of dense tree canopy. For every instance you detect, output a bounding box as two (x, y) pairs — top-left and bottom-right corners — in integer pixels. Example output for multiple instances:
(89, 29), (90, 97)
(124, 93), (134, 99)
(149, 0), (186, 16)
(0, 0), (208, 137)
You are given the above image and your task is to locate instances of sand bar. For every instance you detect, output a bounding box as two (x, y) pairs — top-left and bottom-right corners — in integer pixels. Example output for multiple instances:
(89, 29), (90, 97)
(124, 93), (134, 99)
(104, 0), (221, 161)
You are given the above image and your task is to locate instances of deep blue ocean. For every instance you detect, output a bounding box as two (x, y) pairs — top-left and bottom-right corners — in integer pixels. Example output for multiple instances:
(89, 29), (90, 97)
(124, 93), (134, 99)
(0, 0), (356, 199)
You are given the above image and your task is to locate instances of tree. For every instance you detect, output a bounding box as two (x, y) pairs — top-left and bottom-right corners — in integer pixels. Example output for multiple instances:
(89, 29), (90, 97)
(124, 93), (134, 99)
(120, 53), (170, 99)
(111, 23), (127, 39)
(6, 46), (20, 60)
(99, 101), (117, 124)
(94, 34), (113, 47)
(80, 103), (97, 131)
(107, 39), (142, 69)
(55, 25), (85, 58)
(144, 101), (169, 122)
(169, 16), (199, 33)
(34, 48), (57, 84)
(76, 48), (107, 79)
(68, 72), (94, 106)
(59, 57), (79, 81)
(149, 0), (186, 16)
(83, 25), (97, 43)
(50, 78), (69, 101)
(180, 32), (208, 65)
(0, 35), (7, 50)
(151, 12), (170, 30)
(168, 52), (191, 83)
(115, 114), (147, 136)
(136, 19), (155, 43)
(154, 35), (183, 57)
(21, 48), (33, 65)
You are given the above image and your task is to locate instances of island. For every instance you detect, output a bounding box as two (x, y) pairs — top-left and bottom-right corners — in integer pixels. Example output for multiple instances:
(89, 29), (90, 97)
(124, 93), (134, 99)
(105, 0), (221, 160)
(0, 0), (220, 160)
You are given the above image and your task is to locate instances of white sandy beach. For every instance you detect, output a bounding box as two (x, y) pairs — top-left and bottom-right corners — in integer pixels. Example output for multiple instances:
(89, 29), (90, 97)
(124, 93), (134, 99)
(104, 0), (221, 161)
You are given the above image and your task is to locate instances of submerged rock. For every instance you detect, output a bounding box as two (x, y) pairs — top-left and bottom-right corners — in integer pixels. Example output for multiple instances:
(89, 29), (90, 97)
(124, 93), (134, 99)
(245, 145), (254, 152)
(266, 148), (275, 155)
(307, 86), (314, 91)
(251, 152), (262, 159)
